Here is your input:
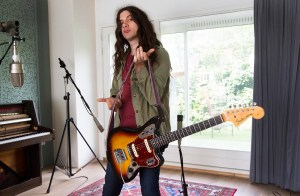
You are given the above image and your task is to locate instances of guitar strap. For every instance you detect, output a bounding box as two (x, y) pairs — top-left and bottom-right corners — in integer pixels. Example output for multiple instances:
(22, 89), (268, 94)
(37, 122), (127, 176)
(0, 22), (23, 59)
(146, 60), (165, 123)
(107, 60), (134, 136)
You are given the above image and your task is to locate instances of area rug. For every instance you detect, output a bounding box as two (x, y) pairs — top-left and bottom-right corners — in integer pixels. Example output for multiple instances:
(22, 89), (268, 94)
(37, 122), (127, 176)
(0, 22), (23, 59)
(68, 177), (237, 196)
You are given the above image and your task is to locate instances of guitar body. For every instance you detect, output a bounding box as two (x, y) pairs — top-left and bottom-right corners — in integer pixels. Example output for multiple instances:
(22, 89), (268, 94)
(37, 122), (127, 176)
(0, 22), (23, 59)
(106, 116), (164, 183)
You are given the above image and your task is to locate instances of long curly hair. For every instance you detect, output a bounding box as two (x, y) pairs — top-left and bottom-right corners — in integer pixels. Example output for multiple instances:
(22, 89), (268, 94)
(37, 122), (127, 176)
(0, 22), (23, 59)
(113, 5), (162, 76)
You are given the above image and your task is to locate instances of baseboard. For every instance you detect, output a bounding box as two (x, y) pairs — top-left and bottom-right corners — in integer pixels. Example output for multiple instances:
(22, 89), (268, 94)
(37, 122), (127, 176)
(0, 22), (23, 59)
(161, 164), (249, 179)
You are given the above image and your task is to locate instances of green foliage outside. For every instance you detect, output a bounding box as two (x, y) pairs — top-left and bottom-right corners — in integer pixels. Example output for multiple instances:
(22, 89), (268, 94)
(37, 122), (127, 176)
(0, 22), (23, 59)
(162, 24), (254, 151)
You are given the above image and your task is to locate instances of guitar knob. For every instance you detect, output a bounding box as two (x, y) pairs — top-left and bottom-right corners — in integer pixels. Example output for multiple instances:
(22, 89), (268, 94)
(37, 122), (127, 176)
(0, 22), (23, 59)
(128, 168), (133, 173)
(132, 162), (137, 167)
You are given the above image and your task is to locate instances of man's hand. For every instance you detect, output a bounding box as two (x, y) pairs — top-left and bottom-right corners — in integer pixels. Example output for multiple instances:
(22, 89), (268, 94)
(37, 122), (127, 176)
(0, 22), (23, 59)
(134, 46), (155, 73)
(97, 97), (122, 111)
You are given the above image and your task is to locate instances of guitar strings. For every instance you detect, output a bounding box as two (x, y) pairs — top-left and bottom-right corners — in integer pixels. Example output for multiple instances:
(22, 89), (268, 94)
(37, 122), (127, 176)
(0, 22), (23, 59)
(132, 137), (162, 149)
(131, 137), (162, 150)
(132, 113), (227, 149)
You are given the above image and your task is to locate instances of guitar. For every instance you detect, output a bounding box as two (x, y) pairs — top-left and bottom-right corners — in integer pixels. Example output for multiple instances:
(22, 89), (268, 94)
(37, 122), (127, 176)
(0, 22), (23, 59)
(106, 106), (264, 183)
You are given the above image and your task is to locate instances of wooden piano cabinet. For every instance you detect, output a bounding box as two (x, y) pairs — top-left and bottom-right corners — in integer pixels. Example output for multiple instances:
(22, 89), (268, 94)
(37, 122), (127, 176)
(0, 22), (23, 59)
(0, 143), (43, 196)
(0, 100), (54, 195)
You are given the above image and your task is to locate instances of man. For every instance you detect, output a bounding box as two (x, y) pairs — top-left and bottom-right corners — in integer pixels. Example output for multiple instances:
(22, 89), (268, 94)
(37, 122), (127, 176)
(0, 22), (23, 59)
(98, 5), (171, 196)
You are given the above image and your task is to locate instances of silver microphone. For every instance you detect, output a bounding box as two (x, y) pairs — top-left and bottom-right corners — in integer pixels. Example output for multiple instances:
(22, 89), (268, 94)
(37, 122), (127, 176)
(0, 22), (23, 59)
(177, 115), (183, 146)
(10, 40), (24, 87)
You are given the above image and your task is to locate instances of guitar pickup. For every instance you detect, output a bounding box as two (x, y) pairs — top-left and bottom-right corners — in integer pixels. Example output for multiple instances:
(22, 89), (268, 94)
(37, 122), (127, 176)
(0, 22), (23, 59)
(113, 148), (127, 164)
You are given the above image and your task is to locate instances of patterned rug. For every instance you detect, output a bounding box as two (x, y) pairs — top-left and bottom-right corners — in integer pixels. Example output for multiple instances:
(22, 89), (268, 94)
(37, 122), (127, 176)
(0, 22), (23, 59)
(68, 177), (237, 196)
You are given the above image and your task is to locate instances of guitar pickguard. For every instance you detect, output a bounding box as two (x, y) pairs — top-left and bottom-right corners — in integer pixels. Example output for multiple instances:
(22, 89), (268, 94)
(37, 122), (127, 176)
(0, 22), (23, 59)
(125, 123), (159, 178)
(138, 123), (156, 139)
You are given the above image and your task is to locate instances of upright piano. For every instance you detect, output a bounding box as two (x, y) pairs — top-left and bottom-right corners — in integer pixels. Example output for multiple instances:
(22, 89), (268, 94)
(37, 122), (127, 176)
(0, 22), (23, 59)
(0, 100), (54, 195)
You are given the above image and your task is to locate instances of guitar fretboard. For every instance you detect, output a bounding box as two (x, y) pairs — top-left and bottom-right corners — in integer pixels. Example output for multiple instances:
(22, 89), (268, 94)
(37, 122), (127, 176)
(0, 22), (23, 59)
(150, 115), (224, 148)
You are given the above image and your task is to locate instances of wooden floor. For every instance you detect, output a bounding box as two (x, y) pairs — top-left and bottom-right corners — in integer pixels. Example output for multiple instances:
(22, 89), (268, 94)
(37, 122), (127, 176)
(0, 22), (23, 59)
(17, 160), (299, 196)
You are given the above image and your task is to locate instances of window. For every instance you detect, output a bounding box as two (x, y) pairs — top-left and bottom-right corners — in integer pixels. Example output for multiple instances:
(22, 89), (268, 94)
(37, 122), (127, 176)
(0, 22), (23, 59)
(160, 10), (254, 152)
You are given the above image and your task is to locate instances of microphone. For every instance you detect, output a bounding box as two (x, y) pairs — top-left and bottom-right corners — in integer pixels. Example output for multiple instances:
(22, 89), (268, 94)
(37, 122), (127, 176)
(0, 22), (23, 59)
(177, 114), (183, 147)
(0, 21), (19, 36)
(92, 113), (104, 132)
(10, 39), (24, 87)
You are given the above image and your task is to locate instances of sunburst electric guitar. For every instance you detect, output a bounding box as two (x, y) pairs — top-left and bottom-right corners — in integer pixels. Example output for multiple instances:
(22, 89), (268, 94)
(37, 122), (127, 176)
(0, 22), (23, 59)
(107, 106), (264, 183)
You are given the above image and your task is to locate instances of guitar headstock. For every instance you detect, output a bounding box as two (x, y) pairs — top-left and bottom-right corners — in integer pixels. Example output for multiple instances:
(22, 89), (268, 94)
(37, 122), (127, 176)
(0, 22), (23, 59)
(221, 105), (265, 126)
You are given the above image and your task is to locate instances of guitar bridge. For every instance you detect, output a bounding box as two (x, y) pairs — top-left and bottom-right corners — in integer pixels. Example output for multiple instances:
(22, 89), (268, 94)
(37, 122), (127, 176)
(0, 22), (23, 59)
(113, 148), (127, 163)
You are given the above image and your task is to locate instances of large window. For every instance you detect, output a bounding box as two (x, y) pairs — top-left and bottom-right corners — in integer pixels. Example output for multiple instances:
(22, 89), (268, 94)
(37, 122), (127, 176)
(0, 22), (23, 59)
(160, 10), (254, 152)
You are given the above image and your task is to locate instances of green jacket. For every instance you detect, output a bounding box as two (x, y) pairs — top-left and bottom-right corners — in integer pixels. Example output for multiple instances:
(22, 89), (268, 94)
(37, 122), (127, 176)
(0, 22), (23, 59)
(110, 46), (171, 135)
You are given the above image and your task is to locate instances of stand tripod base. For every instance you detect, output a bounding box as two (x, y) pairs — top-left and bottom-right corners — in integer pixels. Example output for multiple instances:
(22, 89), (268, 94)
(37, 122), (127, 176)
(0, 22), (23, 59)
(46, 118), (105, 193)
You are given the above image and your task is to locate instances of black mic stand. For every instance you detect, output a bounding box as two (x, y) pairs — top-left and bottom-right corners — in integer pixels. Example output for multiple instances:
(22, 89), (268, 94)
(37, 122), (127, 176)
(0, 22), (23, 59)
(47, 58), (106, 193)
(1, 21), (22, 65)
(177, 115), (188, 196)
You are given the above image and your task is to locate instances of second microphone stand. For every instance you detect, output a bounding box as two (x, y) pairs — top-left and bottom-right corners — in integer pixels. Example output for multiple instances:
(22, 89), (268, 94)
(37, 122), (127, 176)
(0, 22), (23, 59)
(177, 114), (188, 196)
(47, 58), (105, 193)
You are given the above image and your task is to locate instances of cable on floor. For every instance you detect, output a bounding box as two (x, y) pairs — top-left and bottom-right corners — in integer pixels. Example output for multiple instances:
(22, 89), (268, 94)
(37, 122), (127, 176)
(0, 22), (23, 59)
(69, 176), (89, 193)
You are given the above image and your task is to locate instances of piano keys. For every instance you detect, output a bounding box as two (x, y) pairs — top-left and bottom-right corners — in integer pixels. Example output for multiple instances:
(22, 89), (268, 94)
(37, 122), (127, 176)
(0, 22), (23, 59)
(0, 100), (54, 195)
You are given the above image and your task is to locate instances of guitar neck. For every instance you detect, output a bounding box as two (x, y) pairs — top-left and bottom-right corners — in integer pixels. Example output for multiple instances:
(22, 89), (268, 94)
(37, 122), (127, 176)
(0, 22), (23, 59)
(151, 114), (224, 148)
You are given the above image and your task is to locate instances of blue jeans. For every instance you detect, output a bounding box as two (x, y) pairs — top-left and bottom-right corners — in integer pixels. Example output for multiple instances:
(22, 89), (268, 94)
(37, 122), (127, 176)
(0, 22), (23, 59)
(102, 161), (161, 196)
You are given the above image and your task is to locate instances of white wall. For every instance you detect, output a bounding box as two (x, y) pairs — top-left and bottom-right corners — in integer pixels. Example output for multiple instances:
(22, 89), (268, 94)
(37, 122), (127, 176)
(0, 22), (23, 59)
(48, 0), (99, 168)
(47, 0), (253, 169)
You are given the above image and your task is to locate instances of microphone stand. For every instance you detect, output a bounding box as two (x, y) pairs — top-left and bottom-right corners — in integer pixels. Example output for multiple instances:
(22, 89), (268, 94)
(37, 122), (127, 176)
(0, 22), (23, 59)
(47, 58), (105, 193)
(0, 36), (25, 65)
(177, 115), (188, 196)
